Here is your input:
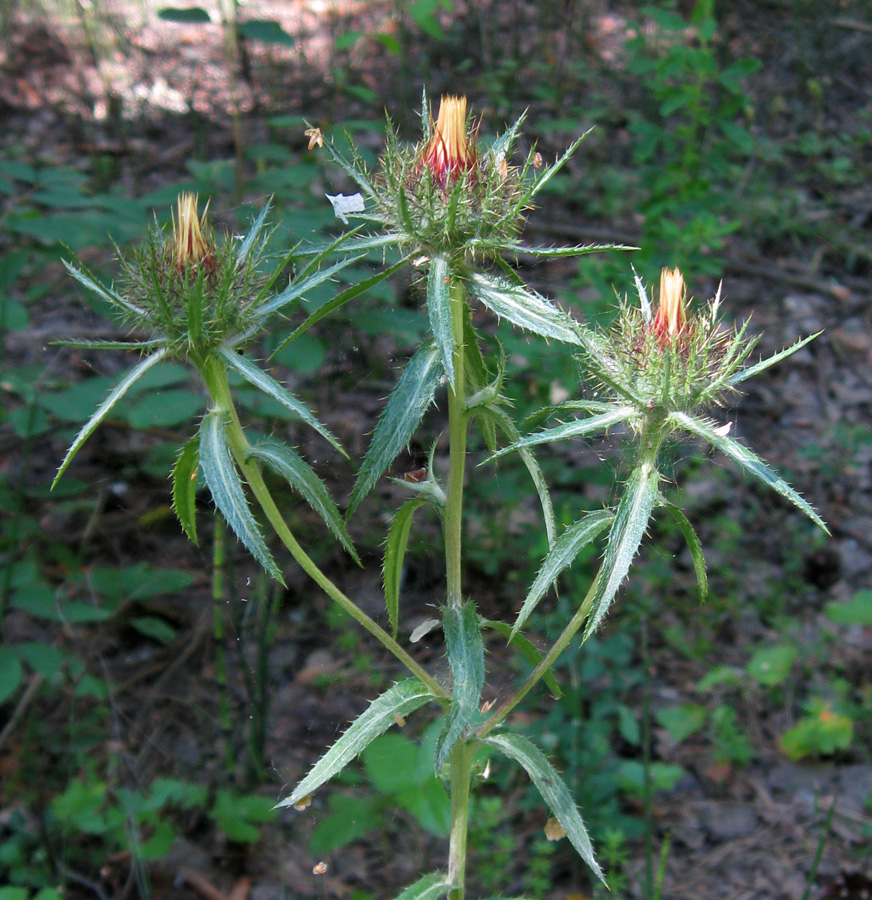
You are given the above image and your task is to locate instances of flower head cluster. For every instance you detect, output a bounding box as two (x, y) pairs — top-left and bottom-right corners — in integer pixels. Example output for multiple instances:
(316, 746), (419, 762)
(420, 95), (477, 188)
(107, 193), (271, 359)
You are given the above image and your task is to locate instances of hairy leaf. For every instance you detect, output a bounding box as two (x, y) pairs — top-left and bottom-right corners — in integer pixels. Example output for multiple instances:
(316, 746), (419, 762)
(384, 499), (427, 638)
(427, 254), (454, 387)
(172, 434), (200, 545)
(277, 679), (435, 808)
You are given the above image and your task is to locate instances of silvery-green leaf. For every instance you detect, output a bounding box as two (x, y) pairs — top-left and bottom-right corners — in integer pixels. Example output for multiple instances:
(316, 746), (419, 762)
(483, 732), (604, 884)
(249, 438), (359, 564)
(521, 128), (594, 204)
(53, 347), (168, 488)
(470, 272), (583, 345)
(489, 110), (527, 165)
(297, 232), (405, 258)
(583, 463), (660, 641)
(482, 240), (635, 259)
(482, 620), (562, 699)
(51, 339), (162, 350)
(236, 198), (272, 264)
(660, 500), (707, 602)
(428, 254), (454, 388)
(256, 253), (367, 319)
(199, 410), (283, 583)
(348, 342), (443, 517)
(727, 332), (821, 387)
(63, 258), (146, 318)
(513, 510), (613, 637)
(383, 499), (427, 639)
(274, 255), (413, 350)
(487, 406), (635, 461)
(277, 679), (435, 808)
(394, 873), (451, 900)
(434, 601), (485, 773)
(172, 434), (200, 545)
(479, 406), (556, 547)
(218, 347), (345, 456)
(669, 411), (828, 533)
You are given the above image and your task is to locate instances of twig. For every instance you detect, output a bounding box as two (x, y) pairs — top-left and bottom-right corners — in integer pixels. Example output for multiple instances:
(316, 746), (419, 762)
(0, 672), (43, 751)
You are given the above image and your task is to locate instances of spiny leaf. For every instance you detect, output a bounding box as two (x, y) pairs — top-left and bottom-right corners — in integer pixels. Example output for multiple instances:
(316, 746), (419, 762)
(669, 411), (828, 533)
(483, 732), (604, 884)
(348, 342), (443, 517)
(660, 500), (707, 603)
(218, 347), (345, 456)
(583, 463), (660, 641)
(427, 254), (454, 388)
(53, 348), (168, 489)
(172, 434), (200, 545)
(470, 272), (583, 346)
(384, 499), (427, 639)
(277, 679), (435, 809)
(513, 510), (614, 637)
(199, 410), (283, 583)
(434, 602), (485, 773)
(249, 438), (359, 564)
(394, 873), (452, 900)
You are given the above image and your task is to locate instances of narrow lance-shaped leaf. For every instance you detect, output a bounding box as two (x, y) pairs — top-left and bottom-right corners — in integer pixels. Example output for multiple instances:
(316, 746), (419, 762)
(172, 434), (200, 545)
(51, 338), (163, 351)
(520, 128), (594, 205)
(480, 240), (636, 259)
(513, 510), (614, 637)
(62, 258), (147, 318)
(487, 406), (636, 461)
(482, 620), (562, 699)
(727, 332), (821, 388)
(661, 500), (707, 603)
(198, 410), (284, 584)
(255, 252), (367, 320)
(53, 347), (169, 488)
(218, 347), (345, 457)
(434, 601), (485, 773)
(483, 732), (604, 884)
(276, 679), (435, 808)
(348, 342), (443, 517)
(275, 255), (414, 350)
(427, 254), (454, 388)
(669, 411), (828, 533)
(383, 499), (427, 639)
(479, 406), (556, 547)
(249, 438), (360, 564)
(470, 272), (583, 346)
(394, 873), (452, 900)
(582, 463), (661, 642)
(236, 198), (272, 264)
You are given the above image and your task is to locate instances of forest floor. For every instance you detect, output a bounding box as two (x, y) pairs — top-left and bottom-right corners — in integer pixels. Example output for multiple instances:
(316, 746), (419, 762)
(2, 2), (872, 900)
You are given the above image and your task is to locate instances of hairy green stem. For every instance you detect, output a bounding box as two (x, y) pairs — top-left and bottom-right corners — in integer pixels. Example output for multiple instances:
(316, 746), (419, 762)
(200, 356), (446, 699)
(212, 517), (234, 774)
(445, 276), (471, 900)
(445, 279), (468, 610)
(447, 738), (473, 900)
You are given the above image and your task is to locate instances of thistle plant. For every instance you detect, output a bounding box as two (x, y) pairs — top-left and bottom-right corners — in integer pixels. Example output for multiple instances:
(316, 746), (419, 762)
(54, 96), (827, 900)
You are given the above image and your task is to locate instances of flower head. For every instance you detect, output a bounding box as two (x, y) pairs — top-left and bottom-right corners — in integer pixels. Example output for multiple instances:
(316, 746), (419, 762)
(172, 193), (214, 269)
(423, 95), (476, 186)
(653, 267), (687, 344)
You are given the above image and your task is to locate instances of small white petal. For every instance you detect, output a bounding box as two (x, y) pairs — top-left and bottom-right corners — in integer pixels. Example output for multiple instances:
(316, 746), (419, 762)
(713, 421), (732, 437)
(326, 192), (365, 224)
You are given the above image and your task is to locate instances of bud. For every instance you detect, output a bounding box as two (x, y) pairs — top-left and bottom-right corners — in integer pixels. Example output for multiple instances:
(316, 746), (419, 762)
(653, 267), (687, 343)
(423, 95), (476, 186)
(172, 192), (213, 268)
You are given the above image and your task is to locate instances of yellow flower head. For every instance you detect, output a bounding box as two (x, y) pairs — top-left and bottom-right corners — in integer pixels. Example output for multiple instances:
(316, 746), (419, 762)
(172, 192), (212, 268)
(423, 95), (475, 185)
(653, 267), (687, 342)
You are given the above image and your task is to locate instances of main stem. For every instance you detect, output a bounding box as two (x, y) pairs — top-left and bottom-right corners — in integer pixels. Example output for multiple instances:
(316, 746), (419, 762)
(200, 356), (446, 700)
(445, 278), (471, 900)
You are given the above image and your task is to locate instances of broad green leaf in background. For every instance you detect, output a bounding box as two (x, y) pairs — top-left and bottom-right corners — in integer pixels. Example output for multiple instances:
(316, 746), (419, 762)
(157, 6), (211, 23)
(483, 732), (604, 883)
(825, 590), (872, 625)
(747, 645), (796, 686)
(655, 704), (708, 743)
(0, 646), (23, 704)
(277, 678), (435, 809)
(198, 410), (283, 583)
(434, 602), (485, 773)
(348, 342), (443, 516)
(383, 498), (427, 638)
(237, 19), (295, 46)
(249, 438), (359, 563)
